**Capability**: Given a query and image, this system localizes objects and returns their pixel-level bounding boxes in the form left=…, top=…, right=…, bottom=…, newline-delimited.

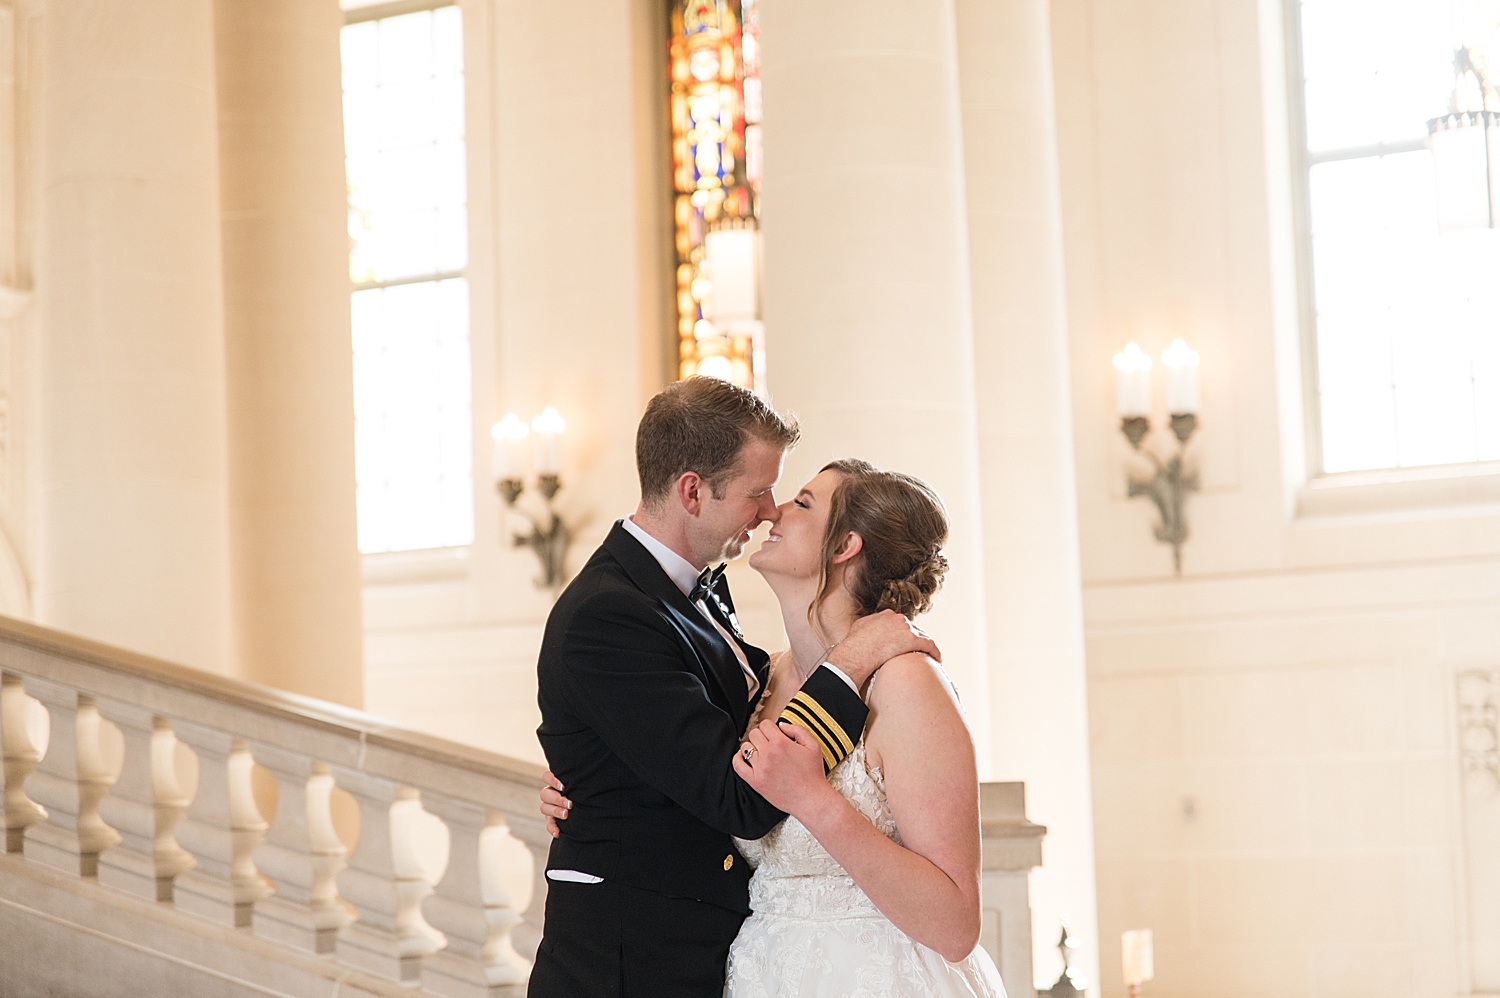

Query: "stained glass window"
left=668, top=0, right=764, bottom=391
left=1293, top=0, right=1500, bottom=473
left=341, top=3, right=474, bottom=553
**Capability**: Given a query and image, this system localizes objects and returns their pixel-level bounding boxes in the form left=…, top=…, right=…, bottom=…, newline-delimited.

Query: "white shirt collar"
left=620, top=516, right=704, bottom=597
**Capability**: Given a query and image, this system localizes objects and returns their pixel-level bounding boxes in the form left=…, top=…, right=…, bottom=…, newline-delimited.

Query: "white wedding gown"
left=726, top=671, right=1006, bottom=998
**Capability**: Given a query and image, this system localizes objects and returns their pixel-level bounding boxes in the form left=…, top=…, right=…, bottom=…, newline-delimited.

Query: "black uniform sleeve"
left=555, top=590, right=786, bottom=839
left=777, top=666, right=869, bottom=772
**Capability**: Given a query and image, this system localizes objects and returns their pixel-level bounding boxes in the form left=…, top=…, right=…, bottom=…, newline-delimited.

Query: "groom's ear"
left=674, top=472, right=704, bottom=516
left=831, top=531, right=863, bottom=564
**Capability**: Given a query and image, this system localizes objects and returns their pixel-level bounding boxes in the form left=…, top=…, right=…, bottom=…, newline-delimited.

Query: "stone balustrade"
left=0, top=614, right=547, bottom=998
left=0, top=613, right=1045, bottom=998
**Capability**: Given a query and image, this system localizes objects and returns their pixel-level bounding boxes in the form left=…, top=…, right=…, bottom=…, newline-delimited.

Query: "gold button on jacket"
left=723, top=854, right=734, bottom=871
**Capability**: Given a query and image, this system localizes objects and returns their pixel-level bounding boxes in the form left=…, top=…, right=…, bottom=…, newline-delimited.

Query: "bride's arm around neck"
left=805, top=651, right=982, bottom=961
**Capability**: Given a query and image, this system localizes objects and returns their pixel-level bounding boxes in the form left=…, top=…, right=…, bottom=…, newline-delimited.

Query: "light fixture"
left=1113, top=339, right=1201, bottom=574
left=1121, top=929, right=1155, bottom=998
left=491, top=409, right=574, bottom=594
left=1428, top=46, right=1500, bottom=233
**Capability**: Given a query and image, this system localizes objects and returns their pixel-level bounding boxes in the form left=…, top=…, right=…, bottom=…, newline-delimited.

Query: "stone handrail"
left=0, top=612, right=1047, bottom=998
left=0, top=613, right=549, bottom=997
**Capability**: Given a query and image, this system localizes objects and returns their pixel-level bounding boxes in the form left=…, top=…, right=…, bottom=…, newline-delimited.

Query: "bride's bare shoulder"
left=868, top=652, right=960, bottom=714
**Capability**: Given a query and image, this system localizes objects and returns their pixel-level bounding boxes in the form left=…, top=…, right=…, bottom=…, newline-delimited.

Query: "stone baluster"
left=96, top=702, right=195, bottom=901
left=1, top=672, right=47, bottom=852
left=172, top=723, right=274, bottom=926
left=505, top=814, right=551, bottom=963
left=251, top=746, right=356, bottom=954
left=20, top=678, right=120, bottom=876
left=334, top=771, right=445, bottom=982
left=421, top=795, right=531, bottom=998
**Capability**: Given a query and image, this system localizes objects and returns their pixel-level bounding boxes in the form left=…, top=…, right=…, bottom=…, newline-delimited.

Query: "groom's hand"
left=539, top=770, right=571, bottom=839
left=824, top=609, right=941, bottom=689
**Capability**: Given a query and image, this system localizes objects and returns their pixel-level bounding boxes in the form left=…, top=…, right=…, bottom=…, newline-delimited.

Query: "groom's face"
left=695, top=437, right=786, bottom=564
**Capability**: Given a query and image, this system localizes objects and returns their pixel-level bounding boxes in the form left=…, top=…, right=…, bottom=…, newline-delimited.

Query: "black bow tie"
left=688, top=564, right=727, bottom=604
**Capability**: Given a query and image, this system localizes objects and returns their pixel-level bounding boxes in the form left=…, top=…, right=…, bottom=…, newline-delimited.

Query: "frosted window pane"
left=343, top=6, right=471, bottom=553
left=1298, top=0, right=1500, bottom=475
left=343, top=5, right=468, bottom=285
left=378, top=12, right=432, bottom=85
left=341, top=22, right=377, bottom=92
left=349, top=280, right=473, bottom=554
left=1321, top=386, right=1398, bottom=473
left=1300, top=0, right=1457, bottom=152
left=433, top=6, right=464, bottom=73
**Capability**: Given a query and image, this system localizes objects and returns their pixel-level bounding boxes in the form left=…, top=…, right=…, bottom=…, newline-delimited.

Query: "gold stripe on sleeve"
left=790, top=691, right=856, bottom=757
left=777, top=702, right=839, bottom=770
left=779, top=698, right=845, bottom=762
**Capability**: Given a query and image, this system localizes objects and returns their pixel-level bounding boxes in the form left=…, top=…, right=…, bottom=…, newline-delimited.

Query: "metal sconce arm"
left=1120, top=413, right=1199, bottom=574
left=499, top=473, right=574, bottom=593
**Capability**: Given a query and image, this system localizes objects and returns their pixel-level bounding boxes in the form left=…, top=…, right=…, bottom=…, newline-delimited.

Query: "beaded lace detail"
left=735, top=741, right=896, bottom=920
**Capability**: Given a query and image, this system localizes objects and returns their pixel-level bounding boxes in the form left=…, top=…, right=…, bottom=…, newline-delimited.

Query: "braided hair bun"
left=876, top=552, right=949, bottom=617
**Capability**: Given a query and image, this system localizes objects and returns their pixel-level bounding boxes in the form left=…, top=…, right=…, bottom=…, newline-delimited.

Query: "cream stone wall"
left=957, top=1, right=1100, bottom=990
left=1051, top=1, right=1500, bottom=997
left=216, top=0, right=366, bottom=707
left=34, top=0, right=235, bottom=675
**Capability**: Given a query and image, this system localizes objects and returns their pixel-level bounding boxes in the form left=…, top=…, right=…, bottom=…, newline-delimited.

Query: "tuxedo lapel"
left=602, top=523, right=754, bottom=723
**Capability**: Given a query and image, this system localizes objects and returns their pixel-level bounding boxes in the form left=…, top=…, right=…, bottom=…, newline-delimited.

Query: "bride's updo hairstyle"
left=812, top=459, right=950, bottom=622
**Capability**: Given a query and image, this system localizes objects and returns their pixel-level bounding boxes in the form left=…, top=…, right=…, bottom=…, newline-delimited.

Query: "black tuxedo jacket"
left=536, top=520, right=870, bottom=913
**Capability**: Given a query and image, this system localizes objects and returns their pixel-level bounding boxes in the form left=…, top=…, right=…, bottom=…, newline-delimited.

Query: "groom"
left=528, top=377, right=937, bottom=997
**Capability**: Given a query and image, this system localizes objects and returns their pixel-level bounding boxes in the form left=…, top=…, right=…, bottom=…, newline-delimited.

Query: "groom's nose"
left=757, top=491, right=781, bottom=524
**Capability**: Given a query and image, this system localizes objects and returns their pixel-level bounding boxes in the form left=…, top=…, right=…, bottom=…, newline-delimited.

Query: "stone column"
left=34, top=0, right=233, bottom=674
left=956, top=0, right=1100, bottom=990
left=214, top=0, right=365, bottom=706
left=757, top=0, right=991, bottom=756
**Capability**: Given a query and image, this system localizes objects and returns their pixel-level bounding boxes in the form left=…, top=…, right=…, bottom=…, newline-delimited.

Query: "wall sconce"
left=1113, top=339, right=1200, bottom=574
left=492, top=408, right=574, bottom=593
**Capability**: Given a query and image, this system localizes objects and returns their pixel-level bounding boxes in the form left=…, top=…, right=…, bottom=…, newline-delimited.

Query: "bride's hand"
left=733, top=720, right=837, bottom=815
left=539, top=770, right=571, bottom=839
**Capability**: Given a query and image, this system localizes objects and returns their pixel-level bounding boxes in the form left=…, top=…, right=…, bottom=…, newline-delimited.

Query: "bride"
left=540, top=457, right=1004, bottom=996
left=723, top=458, right=1002, bottom=997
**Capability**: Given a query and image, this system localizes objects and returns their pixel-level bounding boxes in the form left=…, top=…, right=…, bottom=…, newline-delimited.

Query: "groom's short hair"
left=637, top=377, right=799, bottom=505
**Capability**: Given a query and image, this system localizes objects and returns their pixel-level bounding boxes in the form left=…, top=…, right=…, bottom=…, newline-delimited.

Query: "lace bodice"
left=725, top=655, right=1007, bottom=997
left=734, top=741, right=897, bottom=919
left=734, top=654, right=900, bottom=920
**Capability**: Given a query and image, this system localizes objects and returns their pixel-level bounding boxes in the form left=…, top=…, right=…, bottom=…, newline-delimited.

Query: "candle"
left=1121, top=929, right=1154, bottom=986
left=491, top=413, right=529, bottom=479
left=1161, top=338, right=1200, bottom=415
left=1112, top=343, right=1153, bottom=417
left=531, top=407, right=567, bottom=475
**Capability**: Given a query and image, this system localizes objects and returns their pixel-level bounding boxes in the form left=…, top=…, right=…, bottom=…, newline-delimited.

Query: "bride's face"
left=749, top=469, right=842, bottom=581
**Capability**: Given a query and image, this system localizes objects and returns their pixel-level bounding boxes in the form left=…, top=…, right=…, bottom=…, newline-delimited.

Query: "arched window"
left=1288, top=0, right=1500, bottom=474
left=342, top=1, right=474, bottom=552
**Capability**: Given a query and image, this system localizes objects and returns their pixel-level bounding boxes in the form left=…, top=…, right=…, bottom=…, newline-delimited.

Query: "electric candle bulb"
left=492, top=413, right=529, bottom=480
left=531, top=408, right=567, bottom=475
left=1161, top=338, right=1200, bottom=415
left=1112, top=343, right=1153, bottom=418
left=1122, top=929, right=1154, bottom=987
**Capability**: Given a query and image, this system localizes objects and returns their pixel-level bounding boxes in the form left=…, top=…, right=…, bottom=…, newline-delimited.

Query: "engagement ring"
left=742, top=745, right=756, bottom=762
